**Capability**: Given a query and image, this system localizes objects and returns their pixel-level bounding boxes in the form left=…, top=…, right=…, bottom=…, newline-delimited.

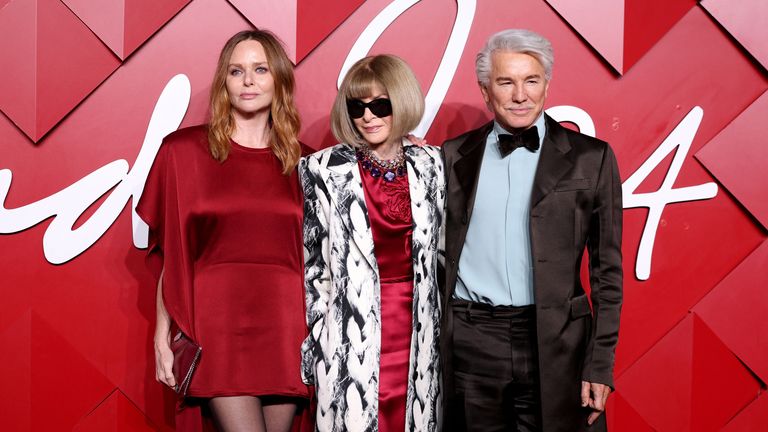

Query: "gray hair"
left=476, top=29, right=554, bottom=85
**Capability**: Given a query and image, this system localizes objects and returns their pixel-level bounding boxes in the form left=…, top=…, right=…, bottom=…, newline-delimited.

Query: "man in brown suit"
left=440, top=29, right=623, bottom=431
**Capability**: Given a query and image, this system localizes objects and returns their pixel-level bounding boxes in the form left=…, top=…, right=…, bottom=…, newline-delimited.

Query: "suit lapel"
left=322, top=145, right=378, bottom=274
left=445, top=122, right=492, bottom=292
left=452, top=122, right=493, bottom=221
left=531, top=115, right=573, bottom=209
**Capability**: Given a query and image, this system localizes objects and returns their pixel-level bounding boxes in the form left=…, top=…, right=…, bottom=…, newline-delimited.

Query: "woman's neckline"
left=230, top=138, right=271, bottom=154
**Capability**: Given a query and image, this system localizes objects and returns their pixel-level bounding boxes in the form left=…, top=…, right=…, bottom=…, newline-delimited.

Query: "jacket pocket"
left=570, top=294, right=592, bottom=320
left=555, top=178, right=591, bottom=191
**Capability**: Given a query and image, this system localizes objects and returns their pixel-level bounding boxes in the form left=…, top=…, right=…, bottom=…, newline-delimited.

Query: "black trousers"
left=448, top=300, right=541, bottom=432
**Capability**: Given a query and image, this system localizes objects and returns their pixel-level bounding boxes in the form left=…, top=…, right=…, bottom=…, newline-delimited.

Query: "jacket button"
left=461, top=214, right=468, bottom=224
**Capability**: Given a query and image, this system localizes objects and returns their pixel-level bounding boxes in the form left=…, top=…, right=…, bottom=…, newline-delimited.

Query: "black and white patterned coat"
left=300, top=140, right=444, bottom=432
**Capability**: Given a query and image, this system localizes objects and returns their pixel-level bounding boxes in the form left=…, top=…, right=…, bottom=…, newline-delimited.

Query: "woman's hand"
left=154, top=328, right=177, bottom=389
left=154, top=269, right=176, bottom=390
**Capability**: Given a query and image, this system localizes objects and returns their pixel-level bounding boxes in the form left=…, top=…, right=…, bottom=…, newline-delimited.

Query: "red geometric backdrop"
left=0, top=0, right=765, bottom=430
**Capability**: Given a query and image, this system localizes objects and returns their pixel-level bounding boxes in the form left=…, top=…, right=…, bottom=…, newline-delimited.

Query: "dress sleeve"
left=135, top=139, right=196, bottom=339
left=136, top=143, right=169, bottom=280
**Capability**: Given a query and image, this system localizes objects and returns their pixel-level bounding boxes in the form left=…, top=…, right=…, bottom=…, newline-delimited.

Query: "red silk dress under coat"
left=358, top=163, right=414, bottom=432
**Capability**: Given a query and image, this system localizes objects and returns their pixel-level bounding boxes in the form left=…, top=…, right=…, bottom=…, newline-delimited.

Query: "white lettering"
left=622, top=106, right=718, bottom=280
left=0, top=75, right=191, bottom=264
left=339, top=0, right=477, bottom=137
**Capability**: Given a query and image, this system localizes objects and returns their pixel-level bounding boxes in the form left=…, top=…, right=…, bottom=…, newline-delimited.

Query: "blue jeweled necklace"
left=356, top=144, right=406, bottom=182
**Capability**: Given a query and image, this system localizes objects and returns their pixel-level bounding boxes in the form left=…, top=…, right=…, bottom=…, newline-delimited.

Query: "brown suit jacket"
left=440, top=115, right=623, bottom=432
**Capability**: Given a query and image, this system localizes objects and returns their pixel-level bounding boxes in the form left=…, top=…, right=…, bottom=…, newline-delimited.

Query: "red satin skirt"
left=378, top=279, right=414, bottom=432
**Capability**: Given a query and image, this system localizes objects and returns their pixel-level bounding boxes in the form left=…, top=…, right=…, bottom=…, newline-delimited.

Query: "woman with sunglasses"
left=300, top=55, right=444, bottom=431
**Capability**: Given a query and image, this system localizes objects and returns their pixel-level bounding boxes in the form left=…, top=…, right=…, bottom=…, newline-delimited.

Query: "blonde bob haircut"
left=331, top=54, right=424, bottom=146
left=208, top=29, right=301, bottom=174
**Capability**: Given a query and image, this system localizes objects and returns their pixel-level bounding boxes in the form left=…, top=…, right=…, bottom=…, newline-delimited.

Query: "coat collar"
left=322, top=143, right=376, bottom=273
left=326, top=143, right=357, bottom=173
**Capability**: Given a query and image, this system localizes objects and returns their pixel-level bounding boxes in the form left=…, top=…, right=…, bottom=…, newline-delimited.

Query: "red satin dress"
left=138, top=126, right=309, bottom=403
left=359, top=164, right=414, bottom=432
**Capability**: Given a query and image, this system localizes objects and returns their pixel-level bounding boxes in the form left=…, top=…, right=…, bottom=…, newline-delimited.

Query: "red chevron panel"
left=701, top=0, right=768, bottom=70
left=62, top=0, right=190, bottom=60
left=0, top=311, right=115, bottom=431
left=693, top=240, right=768, bottom=383
left=722, top=393, right=768, bottom=432
left=60, top=0, right=123, bottom=57
left=226, top=0, right=297, bottom=60
left=696, top=90, right=768, bottom=230
left=545, top=0, right=696, bottom=74
left=617, top=314, right=760, bottom=431
left=0, top=0, right=35, bottom=143
left=296, top=0, right=365, bottom=62
left=0, top=0, right=120, bottom=142
left=227, top=0, right=362, bottom=64
left=623, top=0, right=697, bottom=74
left=544, top=0, right=625, bottom=73
left=73, top=389, right=159, bottom=432
left=606, top=392, right=655, bottom=432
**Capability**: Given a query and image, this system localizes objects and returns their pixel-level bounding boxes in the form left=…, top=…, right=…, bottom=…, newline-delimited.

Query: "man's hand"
left=406, top=134, right=427, bottom=147
left=581, top=381, right=611, bottom=425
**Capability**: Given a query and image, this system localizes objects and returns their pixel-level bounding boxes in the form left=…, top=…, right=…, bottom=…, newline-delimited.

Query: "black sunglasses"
left=346, top=98, right=393, bottom=119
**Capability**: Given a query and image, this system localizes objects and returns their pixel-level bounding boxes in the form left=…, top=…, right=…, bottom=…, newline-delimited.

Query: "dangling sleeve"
left=136, top=137, right=197, bottom=340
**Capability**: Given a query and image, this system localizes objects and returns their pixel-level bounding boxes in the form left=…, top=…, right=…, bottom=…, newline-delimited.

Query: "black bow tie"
left=498, top=126, right=540, bottom=157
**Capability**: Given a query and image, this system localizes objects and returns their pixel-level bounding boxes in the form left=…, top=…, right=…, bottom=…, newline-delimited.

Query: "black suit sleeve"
left=582, top=143, right=623, bottom=389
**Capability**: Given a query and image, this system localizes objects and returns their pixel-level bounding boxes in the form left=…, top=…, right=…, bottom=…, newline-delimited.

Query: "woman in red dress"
left=300, top=55, right=444, bottom=431
left=137, top=30, right=309, bottom=431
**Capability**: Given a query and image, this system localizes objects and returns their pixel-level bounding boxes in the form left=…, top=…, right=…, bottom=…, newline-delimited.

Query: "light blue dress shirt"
left=454, top=113, right=546, bottom=306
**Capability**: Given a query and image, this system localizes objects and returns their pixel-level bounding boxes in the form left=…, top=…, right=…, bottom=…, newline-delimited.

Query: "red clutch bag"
left=171, top=331, right=202, bottom=396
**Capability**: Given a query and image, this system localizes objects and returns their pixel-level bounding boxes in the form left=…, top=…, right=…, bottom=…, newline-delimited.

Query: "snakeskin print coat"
left=300, top=141, right=445, bottom=432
